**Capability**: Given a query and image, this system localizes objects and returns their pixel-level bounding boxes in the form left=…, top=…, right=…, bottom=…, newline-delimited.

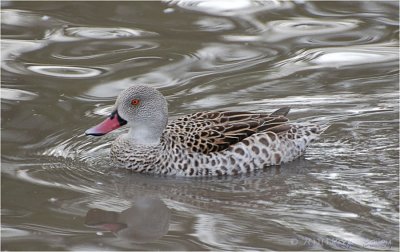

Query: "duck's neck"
left=127, top=122, right=163, bottom=145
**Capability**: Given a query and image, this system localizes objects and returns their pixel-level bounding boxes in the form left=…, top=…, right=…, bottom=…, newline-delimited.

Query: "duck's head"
left=85, top=85, right=168, bottom=144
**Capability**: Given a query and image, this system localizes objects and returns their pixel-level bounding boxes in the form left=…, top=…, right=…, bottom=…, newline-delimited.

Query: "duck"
left=85, top=85, right=325, bottom=177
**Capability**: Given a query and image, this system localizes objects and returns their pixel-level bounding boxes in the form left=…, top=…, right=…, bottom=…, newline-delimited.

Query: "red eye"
left=131, top=99, right=140, bottom=106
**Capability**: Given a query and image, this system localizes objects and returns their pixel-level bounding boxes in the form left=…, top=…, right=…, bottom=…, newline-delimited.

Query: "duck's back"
left=164, top=108, right=292, bottom=154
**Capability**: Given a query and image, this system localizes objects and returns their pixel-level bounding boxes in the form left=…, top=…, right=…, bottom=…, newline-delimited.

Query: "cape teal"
left=86, top=85, right=326, bottom=177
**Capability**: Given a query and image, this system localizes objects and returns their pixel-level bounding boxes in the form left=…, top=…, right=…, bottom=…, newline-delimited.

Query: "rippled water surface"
left=1, top=1, right=399, bottom=250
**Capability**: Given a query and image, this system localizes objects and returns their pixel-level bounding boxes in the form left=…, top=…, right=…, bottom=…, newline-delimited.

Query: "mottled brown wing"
left=165, top=107, right=291, bottom=154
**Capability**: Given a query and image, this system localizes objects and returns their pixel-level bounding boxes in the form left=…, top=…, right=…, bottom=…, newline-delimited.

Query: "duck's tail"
left=270, top=106, right=291, bottom=117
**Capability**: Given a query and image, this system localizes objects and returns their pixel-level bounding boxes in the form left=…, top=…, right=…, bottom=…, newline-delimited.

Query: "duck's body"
left=86, top=85, right=325, bottom=177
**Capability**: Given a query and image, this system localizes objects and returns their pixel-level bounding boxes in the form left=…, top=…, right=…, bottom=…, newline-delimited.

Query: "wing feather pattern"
left=164, top=107, right=292, bottom=154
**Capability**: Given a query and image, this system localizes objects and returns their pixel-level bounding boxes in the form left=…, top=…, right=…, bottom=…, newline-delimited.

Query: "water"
left=1, top=1, right=399, bottom=250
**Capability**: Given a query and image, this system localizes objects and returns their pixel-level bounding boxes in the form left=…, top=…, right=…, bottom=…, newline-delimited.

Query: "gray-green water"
left=1, top=1, right=399, bottom=250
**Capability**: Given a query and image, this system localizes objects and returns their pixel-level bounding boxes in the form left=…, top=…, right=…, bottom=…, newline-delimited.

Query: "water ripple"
left=222, top=18, right=361, bottom=43
left=310, top=47, right=398, bottom=67
left=38, top=129, right=113, bottom=165
left=194, top=17, right=235, bottom=32
left=1, top=9, right=63, bottom=37
left=1, top=88, right=38, bottom=101
left=165, top=0, right=293, bottom=16
left=194, top=43, right=273, bottom=66
left=264, top=42, right=399, bottom=81
left=299, top=31, right=384, bottom=46
left=265, top=18, right=360, bottom=42
left=64, top=26, right=158, bottom=39
left=140, top=43, right=280, bottom=87
left=27, top=65, right=104, bottom=78
left=50, top=40, right=159, bottom=61
left=2, top=39, right=45, bottom=63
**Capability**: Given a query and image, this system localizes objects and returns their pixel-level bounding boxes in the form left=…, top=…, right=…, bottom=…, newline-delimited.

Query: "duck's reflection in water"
left=85, top=197, right=170, bottom=243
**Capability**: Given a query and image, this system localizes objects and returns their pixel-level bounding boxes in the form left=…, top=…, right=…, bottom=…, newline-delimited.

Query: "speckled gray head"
left=85, top=85, right=168, bottom=144
left=116, top=85, right=168, bottom=126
